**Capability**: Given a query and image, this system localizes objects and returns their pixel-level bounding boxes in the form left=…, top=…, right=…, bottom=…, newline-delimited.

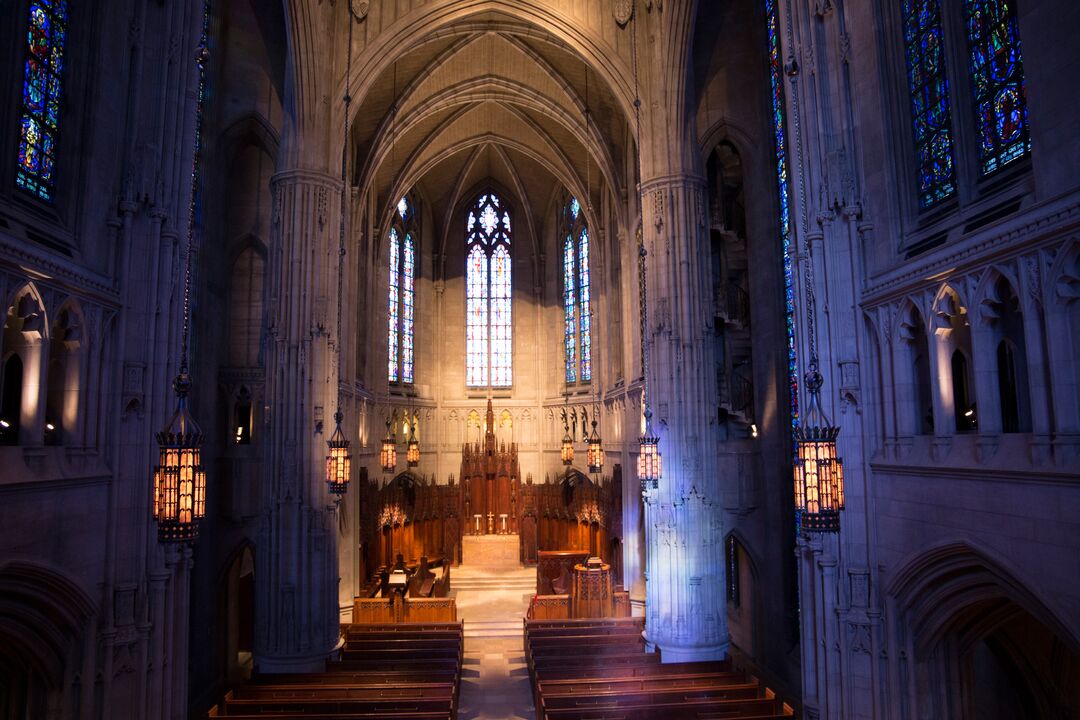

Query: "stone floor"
left=453, top=564, right=536, bottom=720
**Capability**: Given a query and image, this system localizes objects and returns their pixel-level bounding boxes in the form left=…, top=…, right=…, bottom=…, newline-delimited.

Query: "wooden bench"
left=209, top=623, right=465, bottom=719
left=216, top=695, right=454, bottom=714
left=525, top=618, right=793, bottom=720
left=229, top=684, right=456, bottom=701
left=255, top=670, right=460, bottom=689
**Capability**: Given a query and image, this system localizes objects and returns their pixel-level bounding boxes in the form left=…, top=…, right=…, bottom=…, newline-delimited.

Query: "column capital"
left=270, top=168, right=341, bottom=191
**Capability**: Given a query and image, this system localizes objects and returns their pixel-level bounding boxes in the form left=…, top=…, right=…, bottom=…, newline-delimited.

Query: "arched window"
left=901, top=0, right=957, bottom=209
left=903, top=307, right=935, bottom=435
left=45, top=306, right=80, bottom=446
left=234, top=387, right=252, bottom=444
left=562, top=197, right=591, bottom=384
left=0, top=355, right=23, bottom=445
left=964, top=0, right=1030, bottom=175
left=465, top=193, right=512, bottom=388
left=987, top=277, right=1031, bottom=433
left=388, top=197, right=416, bottom=384
left=16, top=0, right=69, bottom=201
left=725, top=535, right=741, bottom=607
left=765, top=0, right=799, bottom=432
left=952, top=350, right=976, bottom=432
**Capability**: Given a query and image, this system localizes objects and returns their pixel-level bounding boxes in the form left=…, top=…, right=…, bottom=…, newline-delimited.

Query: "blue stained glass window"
left=561, top=198, right=592, bottom=384
left=388, top=197, right=416, bottom=384
left=964, top=0, right=1029, bottom=175
left=578, top=228, right=591, bottom=382
left=466, top=193, right=513, bottom=387
left=16, top=0, right=68, bottom=201
left=388, top=228, right=400, bottom=382
left=902, top=0, right=958, bottom=208
left=765, top=0, right=799, bottom=431
left=564, top=236, right=577, bottom=383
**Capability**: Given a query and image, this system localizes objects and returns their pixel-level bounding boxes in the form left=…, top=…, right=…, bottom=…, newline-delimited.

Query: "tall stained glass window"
left=466, top=193, right=513, bottom=388
left=902, top=0, right=957, bottom=209
left=765, top=0, right=799, bottom=431
left=388, top=197, right=416, bottom=384
left=16, top=0, right=68, bottom=201
left=964, top=0, right=1029, bottom=175
left=561, top=197, right=591, bottom=383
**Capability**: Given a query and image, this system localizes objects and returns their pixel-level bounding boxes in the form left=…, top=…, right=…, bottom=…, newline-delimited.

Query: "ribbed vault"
left=343, top=8, right=635, bottom=251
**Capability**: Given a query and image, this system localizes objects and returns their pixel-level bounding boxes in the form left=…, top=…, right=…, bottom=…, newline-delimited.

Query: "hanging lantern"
left=380, top=418, right=397, bottom=473
left=153, top=374, right=207, bottom=543
left=326, top=410, right=351, bottom=496
left=793, top=368, right=845, bottom=532
left=406, top=416, right=420, bottom=467
left=587, top=418, right=604, bottom=474
left=638, top=408, right=661, bottom=490
left=560, top=427, right=575, bottom=466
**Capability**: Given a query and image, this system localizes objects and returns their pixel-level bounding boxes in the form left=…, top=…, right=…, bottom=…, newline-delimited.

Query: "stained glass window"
left=561, top=198, right=592, bottom=384
left=466, top=193, right=513, bottom=388
left=388, top=197, right=416, bottom=384
left=564, top=236, right=577, bottom=382
left=578, top=228, right=592, bottom=382
left=16, top=0, right=68, bottom=201
left=964, top=0, right=1029, bottom=175
left=902, top=0, right=957, bottom=208
left=765, top=0, right=799, bottom=432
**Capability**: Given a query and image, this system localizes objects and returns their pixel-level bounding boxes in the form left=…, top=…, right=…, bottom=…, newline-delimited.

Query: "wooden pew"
left=525, top=618, right=793, bottom=720
left=209, top=622, right=465, bottom=719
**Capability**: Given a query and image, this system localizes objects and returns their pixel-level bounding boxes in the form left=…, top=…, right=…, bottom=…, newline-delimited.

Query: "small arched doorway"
left=223, top=545, right=255, bottom=683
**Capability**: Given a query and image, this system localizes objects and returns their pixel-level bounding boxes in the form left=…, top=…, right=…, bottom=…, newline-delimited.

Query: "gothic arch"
left=887, top=542, right=1080, bottom=717
left=0, top=561, right=95, bottom=716
left=888, top=541, right=1080, bottom=656
left=337, top=6, right=637, bottom=136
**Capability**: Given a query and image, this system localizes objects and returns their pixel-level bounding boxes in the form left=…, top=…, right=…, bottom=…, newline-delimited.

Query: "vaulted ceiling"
left=347, top=10, right=636, bottom=249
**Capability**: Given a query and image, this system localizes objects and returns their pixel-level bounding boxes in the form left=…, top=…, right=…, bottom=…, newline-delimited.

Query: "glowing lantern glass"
left=587, top=419, right=603, bottom=474
left=406, top=436, right=420, bottom=467
left=380, top=419, right=397, bottom=473
left=793, top=369, right=845, bottom=533
left=153, top=375, right=207, bottom=543
left=561, top=429, right=574, bottom=466
left=637, top=434, right=661, bottom=490
left=326, top=411, right=351, bottom=496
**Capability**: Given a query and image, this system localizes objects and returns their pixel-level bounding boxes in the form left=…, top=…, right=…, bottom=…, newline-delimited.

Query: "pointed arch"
left=465, top=190, right=513, bottom=388
left=388, top=194, right=418, bottom=384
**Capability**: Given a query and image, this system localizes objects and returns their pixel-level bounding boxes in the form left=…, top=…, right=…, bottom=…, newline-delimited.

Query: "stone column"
left=639, top=176, right=728, bottom=662
left=254, top=169, right=342, bottom=672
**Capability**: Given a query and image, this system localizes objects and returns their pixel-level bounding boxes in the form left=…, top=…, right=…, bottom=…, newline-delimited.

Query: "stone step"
left=463, top=620, right=524, bottom=638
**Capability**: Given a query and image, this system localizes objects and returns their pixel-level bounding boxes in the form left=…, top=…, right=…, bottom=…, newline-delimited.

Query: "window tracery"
left=466, top=193, right=512, bottom=388
left=562, top=198, right=591, bottom=384
left=388, top=196, right=416, bottom=384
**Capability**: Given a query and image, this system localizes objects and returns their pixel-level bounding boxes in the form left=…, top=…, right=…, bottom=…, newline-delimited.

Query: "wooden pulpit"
left=570, top=559, right=613, bottom=619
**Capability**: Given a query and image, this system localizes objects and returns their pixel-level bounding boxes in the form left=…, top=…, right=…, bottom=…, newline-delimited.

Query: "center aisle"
left=453, top=564, right=536, bottom=720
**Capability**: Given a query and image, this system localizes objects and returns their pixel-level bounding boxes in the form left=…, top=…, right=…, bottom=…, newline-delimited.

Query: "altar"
left=462, top=533, right=520, bottom=567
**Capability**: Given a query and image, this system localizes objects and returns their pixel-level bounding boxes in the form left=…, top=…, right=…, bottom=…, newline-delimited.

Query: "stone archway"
left=888, top=543, right=1080, bottom=718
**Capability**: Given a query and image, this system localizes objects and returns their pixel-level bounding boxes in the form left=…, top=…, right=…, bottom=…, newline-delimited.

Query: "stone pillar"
left=639, top=177, right=728, bottom=662
left=254, top=169, right=342, bottom=672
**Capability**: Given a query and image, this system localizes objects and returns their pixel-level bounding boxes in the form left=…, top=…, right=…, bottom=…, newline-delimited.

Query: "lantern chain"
left=629, top=4, right=651, bottom=428
left=179, top=0, right=211, bottom=387
left=336, top=3, right=356, bottom=425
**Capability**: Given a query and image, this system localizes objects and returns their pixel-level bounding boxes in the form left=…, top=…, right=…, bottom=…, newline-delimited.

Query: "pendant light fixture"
left=791, top=249, right=845, bottom=531
left=406, top=410, right=420, bottom=468
left=380, top=413, right=397, bottom=473
left=326, top=1, right=358, bottom=498
left=153, top=7, right=210, bottom=543
left=630, top=21, right=661, bottom=491
left=586, top=410, right=603, bottom=475
left=793, top=365, right=845, bottom=531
